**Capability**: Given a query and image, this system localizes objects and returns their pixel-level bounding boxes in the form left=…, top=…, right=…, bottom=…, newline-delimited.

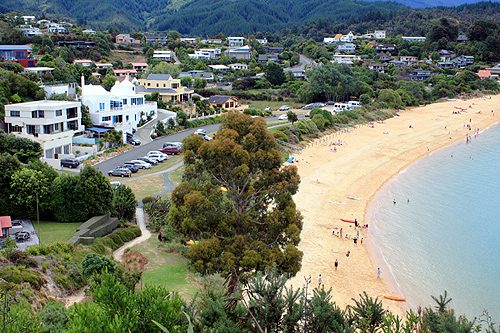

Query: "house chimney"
left=81, top=73, right=85, bottom=89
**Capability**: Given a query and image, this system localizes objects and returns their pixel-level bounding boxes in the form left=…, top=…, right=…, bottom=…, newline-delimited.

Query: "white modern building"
left=227, top=37, right=244, bottom=47
left=153, top=50, right=172, bottom=62
left=374, top=30, right=386, bottom=39
left=229, top=63, right=248, bottom=70
left=4, top=100, right=83, bottom=166
left=81, top=76, right=157, bottom=140
left=331, top=53, right=361, bottom=65
left=402, top=36, right=426, bottom=42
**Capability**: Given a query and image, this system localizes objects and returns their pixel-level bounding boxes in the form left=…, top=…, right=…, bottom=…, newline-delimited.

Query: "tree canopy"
left=170, top=112, right=303, bottom=280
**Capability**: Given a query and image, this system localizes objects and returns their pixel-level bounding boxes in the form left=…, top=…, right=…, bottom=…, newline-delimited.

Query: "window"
left=32, top=111, right=38, bottom=118
left=99, top=103, right=105, bottom=110
left=56, top=109, right=62, bottom=116
left=55, top=146, right=62, bottom=155
left=66, top=107, right=77, bottom=119
left=163, top=84, right=166, bottom=87
left=10, top=111, right=20, bottom=117
left=172, top=83, right=178, bottom=89
left=147, top=83, right=150, bottom=86
left=64, top=145, right=70, bottom=154
left=45, top=149, right=53, bottom=159
left=126, top=115, right=129, bottom=121
left=54, top=123, right=59, bottom=131
left=156, top=83, right=159, bottom=87
left=102, top=116, right=111, bottom=122
left=38, top=110, right=44, bottom=118
left=123, top=99, right=127, bottom=105
left=43, top=124, right=54, bottom=134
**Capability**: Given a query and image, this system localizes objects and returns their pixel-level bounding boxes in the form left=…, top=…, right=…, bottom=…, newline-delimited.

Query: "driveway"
left=134, top=111, right=171, bottom=144
left=11, top=219, right=40, bottom=250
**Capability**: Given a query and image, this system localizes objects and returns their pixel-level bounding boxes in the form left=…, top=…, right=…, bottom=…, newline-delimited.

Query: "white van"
left=348, top=101, right=361, bottom=108
left=334, top=103, right=349, bottom=110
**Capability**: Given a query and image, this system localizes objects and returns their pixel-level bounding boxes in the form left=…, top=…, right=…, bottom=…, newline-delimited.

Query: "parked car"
left=147, top=151, right=168, bottom=161
left=279, top=105, right=290, bottom=111
left=326, top=101, right=336, bottom=105
left=110, top=181, right=122, bottom=188
left=118, top=164, right=139, bottom=173
left=194, top=129, right=207, bottom=135
left=137, top=156, right=158, bottom=165
left=264, top=106, right=272, bottom=111
left=130, top=160, right=152, bottom=169
left=278, top=114, right=288, bottom=120
left=164, top=142, right=182, bottom=149
left=108, top=168, right=132, bottom=177
left=127, top=136, right=141, bottom=146
left=60, top=158, right=80, bottom=168
left=159, top=145, right=180, bottom=155
left=305, top=111, right=310, bottom=117
left=303, top=104, right=315, bottom=110
left=203, top=135, right=213, bottom=141
left=14, top=231, right=30, bottom=242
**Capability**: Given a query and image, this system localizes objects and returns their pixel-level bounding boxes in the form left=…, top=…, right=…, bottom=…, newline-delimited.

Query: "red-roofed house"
left=131, top=63, right=148, bottom=72
left=0, top=216, right=12, bottom=237
left=478, top=70, right=492, bottom=79
left=113, top=69, right=137, bottom=77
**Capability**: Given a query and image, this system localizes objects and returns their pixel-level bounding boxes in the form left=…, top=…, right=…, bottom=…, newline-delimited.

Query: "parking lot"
left=10, top=219, right=40, bottom=251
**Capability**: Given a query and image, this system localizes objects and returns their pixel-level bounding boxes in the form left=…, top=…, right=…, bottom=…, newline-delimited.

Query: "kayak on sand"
left=340, top=218, right=355, bottom=223
left=384, top=295, right=406, bottom=301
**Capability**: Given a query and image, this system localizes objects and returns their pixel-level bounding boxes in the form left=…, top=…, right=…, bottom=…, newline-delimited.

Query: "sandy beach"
left=287, top=95, right=500, bottom=314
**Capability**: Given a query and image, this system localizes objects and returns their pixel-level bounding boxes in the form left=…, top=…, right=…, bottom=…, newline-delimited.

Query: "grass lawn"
left=125, top=174, right=165, bottom=200
left=38, top=221, right=82, bottom=244
left=132, top=237, right=200, bottom=300
left=169, top=165, right=185, bottom=188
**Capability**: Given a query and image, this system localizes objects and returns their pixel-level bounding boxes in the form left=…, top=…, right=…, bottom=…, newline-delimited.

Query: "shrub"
left=0, top=266, right=44, bottom=290
left=42, top=261, right=49, bottom=273
left=81, top=253, right=116, bottom=278
left=142, top=196, right=157, bottom=204
left=107, top=233, right=124, bottom=248
left=312, top=114, right=326, bottom=129
left=129, top=226, right=142, bottom=238
left=39, top=302, right=68, bottom=333
left=6, top=250, right=38, bottom=268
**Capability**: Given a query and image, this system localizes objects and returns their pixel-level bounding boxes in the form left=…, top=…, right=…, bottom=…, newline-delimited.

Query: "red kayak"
left=340, top=218, right=355, bottom=223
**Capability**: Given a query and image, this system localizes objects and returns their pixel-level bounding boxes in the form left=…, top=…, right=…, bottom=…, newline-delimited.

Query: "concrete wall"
left=67, top=212, right=118, bottom=246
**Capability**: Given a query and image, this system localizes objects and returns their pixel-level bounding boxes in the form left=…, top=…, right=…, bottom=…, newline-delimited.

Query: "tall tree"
left=78, top=165, right=115, bottom=219
left=112, top=185, right=137, bottom=220
left=170, top=112, right=303, bottom=280
left=265, top=62, right=286, bottom=86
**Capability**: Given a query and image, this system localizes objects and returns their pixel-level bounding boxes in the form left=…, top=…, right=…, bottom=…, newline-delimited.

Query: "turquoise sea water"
left=366, top=121, right=500, bottom=323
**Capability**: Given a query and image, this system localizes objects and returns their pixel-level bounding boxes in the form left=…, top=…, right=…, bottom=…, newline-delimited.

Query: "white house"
left=229, top=63, right=248, bottom=70
left=375, top=30, right=386, bottom=39
left=22, top=16, right=36, bottom=23
left=337, top=43, right=356, bottom=52
left=256, top=38, right=268, bottom=45
left=81, top=76, right=157, bottom=141
left=180, top=37, right=197, bottom=44
left=402, top=36, right=426, bottom=42
left=340, top=32, right=356, bottom=43
left=200, top=48, right=221, bottom=59
left=4, top=100, right=82, bottom=167
left=188, top=50, right=212, bottom=60
left=332, top=53, right=360, bottom=63
left=227, top=37, right=244, bottom=47
left=208, top=65, right=229, bottom=72
left=153, top=50, right=172, bottom=62
left=82, top=29, right=96, bottom=34
left=42, top=82, right=78, bottom=98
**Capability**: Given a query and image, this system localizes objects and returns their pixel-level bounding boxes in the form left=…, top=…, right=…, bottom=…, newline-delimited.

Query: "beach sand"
left=287, top=96, right=500, bottom=315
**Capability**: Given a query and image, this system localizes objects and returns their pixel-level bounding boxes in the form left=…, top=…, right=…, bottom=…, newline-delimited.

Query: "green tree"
left=170, top=112, right=303, bottom=280
left=176, top=111, right=188, bottom=126
left=193, top=77, right=206, bottom=89
left=194, top=61, right=208, bottom=71
left=78, top=165, right=115, bottom=219
left=51, top=175, right=87, bottom=222
left=308, top=64, right=356, bottom=102
left=112, top=185, right=137, bottom=220
left=287, top=110, right=298, bottom=124
left=10, top=168, right=50, bottom=219
left=81, top=253, right=116, bottom=277
left=265, top=62, right=286, bottom=86
left=144, top=62, right=181, bottom=79
left=348, top=292, right=385, bottom=333
left=181, top=76, right=192, bottom=88
left=103, top=74, right=117, bottom=91
left=0, top=153, right=22, bottom=216
left=306, top=287, right=346, bottom=333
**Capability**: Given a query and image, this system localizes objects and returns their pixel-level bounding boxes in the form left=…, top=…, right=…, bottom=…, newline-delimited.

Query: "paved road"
left=134, top=112, right=170, bottom=144
left=94, top=115, right=306, bottom=174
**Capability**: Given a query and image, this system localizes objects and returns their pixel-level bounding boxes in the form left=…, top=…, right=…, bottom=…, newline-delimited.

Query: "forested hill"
left=365, top=0, right=500, bottom=9
left=1, top=0, right=500, bottom=35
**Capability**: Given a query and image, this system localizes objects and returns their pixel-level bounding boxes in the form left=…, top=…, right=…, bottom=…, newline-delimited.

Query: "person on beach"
left=361, top=238, right=363, bottom=245
left=377, top=267, right=381, bottom=278
left=340, top=228, right=343, bottom=238
left=335, top=259, right=338, bottom=270
left=353, top=237, right=357, bottom=245
left=357, top=231, right=360, bottom=238
left=318, top=274, right=322, bottom=288
left=393, top=199, right=396, bottom=205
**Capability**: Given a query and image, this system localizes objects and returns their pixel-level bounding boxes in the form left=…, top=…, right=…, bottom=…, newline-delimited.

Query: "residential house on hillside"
left=58, top=41, right=95, bottom=48
left=337, top=43, right=356, bottom=52
left=402, top=36, right=426, bottom=42
left=258, top=54, right=279, bottom=63
left=375, top=30, right=386, bottom=39
left=438, top=50, right=456, bottom=62
left=257, top=38, right=268, bottom=45
left=48, top=23, right=68, bottom=34
left=377, top=53, right=391, bottom=61
left=96, top=63, right=113, bottom=69
left=137, top=74, right=193, bottom=103
left=0, top=216, right=12, bottom=238
left=457, top=35, right=468, bottom=43
left=82, top=76, right=156, bottom=139
left=263, top=46, right=283, bottom=54
left=153, top=50, right=172, bottom=62
left=376, top=44, right=396, bottom=52
left=368, top=62, right=388, bottom=73
left=208, top=65, right=229, bottom=72
left=22, top=16, right=36, bottom=23
left=400, top=56, right=418, bottom=66
left=478, top=70, right=496, bottom=80
left=131, top=62, right=148, bottom=72
left=332, top=53, right=361, bottom=65
left=82, top=29, right=96, bottom=34
left=4, top=100, right=82, bottom=166
left=189, top=50, right=211, bottom=60
left=146, top=35, right=168, bottom=44
left=113, top=69, right=137, bottom=77
left=388, top=59, right=405, bottom=67
left=43, top=82, right=78, bottom=98
left=201, top=39, right=222, bottom=44
left=0, top=45, right=37, bottom=67
left=116, top=34, right=141, bottom=47
left=227, top=37, right=244, bottom=47
left=73, top=59, right=92, bottom=67
left=284, top=68, right=306, bottom=80
left=409, top=70, right=433, bottom=81
left=19, top=26, right=42, bottom=37
left=191, top=71, right=214, bottom=81
left=229, top=63, right=248, bottom=70
left=180, top=38, right=197, bottom=44
left=340, top=32, right=356, bottom=42
left=208, top=95, right=238, bottom=109
left=226, top=45, right=252, bottom=60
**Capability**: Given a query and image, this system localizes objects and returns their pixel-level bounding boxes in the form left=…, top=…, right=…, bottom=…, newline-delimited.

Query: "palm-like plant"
left=349, top=291, right=385, bottom=333
left=432, top=290, right=452, bottom=313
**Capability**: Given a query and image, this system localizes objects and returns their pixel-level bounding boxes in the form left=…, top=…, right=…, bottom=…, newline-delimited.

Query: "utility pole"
left=36, top=193, right=40, bottom=245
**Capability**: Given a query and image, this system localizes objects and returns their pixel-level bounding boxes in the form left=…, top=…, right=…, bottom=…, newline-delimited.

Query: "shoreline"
left=287, top=96, right=500, bottom=315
